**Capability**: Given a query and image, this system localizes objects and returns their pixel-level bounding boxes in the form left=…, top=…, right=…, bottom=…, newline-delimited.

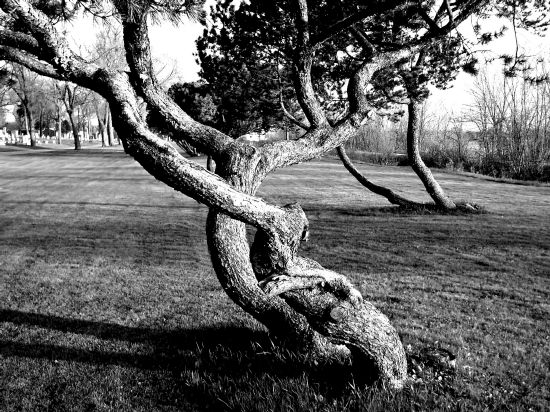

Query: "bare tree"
left=467, top=68, right=550, bottom=179
left=0, top=63, right=41, bottom=146
left=0, top=0, right=497, bottom=387
left=56, top=82, right=91, bottom=150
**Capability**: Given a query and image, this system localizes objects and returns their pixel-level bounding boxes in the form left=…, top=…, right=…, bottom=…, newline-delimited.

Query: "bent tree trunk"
left=407, top=101, right=456, bottom=210
left=337, top=146, right=419, bottom=208
left=22, top=102, right=36, bottom=147
left=67, top=110, right=81, bottom=150
left=204, top=157, right=407, bottom=388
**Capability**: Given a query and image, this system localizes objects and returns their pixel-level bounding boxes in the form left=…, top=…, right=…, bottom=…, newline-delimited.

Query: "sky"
left=67, top=9, right=550, bottom=117
left=430, top=21, right=550, bottom=116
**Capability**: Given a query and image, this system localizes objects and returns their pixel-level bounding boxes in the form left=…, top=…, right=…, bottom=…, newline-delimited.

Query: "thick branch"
left=103, top=75, right=302, bottom=235
left=258, top=48, right=415, bottom=172
left=119, top=17, right=233, bottom=158
left=0, top=46, right=62, bottom=80
left=0, top=0, right=97, bottom=85
left=291, top=0, right=328, bottom=128
left=0, top=30, right=42, bottom=56
left=280, top=94, right=310, bottom=131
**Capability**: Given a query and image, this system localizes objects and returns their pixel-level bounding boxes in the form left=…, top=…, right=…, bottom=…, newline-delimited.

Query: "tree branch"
left=0, top=30, right=43, bottom=56
left=118, top=12, right=234, bottom=158
left=0, top=46, right=62, bottom=80
left=311, top=0, right=415, bottom=47
left=443, top=0, right=455, bottom=26
left=280, top=94, right=310, bottom=131
left=337, top=146, right=419, bottom=207
left=291, top=0, right=328, bottom=128
left=0, top=0, right=308, bottom=239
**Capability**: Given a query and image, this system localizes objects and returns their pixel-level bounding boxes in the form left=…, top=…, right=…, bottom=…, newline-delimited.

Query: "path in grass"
left=1, top=146, right=549, bottom=411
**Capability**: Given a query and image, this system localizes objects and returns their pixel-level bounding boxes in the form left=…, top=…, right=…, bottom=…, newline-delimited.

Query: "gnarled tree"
left=0, top=0, right=500, bottom=388
left=196, top=0, right=480, bottom=210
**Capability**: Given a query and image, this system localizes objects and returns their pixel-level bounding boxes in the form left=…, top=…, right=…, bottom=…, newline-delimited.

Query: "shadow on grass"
left=304, top=203, right=486, bottom=217
left=0, top=309, right=356, bottom=389
left=2, top=148, right=129, bottom=158
left=2, top=200, right=203, bottom=209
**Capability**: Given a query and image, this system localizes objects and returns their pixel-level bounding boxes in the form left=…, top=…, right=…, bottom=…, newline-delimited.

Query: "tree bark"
left=56, top=105, right=61, bottom=144
left=202, top=151, right=407, bottom=388
left=249, top=223, right=407, bottom=388
left=407, top=101, right=456, bottom=210
left=98, top=118, right=106, bottom=147
left=337, top=146, right=420, bottom=208
left=105, top=107, right=114, bottom=146
left=22, top=102, right=36, bottom=147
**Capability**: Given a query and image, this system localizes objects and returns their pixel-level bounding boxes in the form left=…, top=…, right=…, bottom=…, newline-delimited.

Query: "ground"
left=0, top=144, right=548, bottom=411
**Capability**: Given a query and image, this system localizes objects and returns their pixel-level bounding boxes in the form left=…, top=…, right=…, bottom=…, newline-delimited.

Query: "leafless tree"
left=1, top=63, right=40, bottom=145
left=467, top=68, right=550, bottom=179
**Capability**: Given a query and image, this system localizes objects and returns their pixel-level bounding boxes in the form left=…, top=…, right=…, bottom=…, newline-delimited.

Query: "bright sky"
left=430, top=21, right=550, bottom=116
left=67, top=10, right=550, bottom=116
left=64, top=16, right=204, bottom=83
left=148, top=20, right=204, bottom=83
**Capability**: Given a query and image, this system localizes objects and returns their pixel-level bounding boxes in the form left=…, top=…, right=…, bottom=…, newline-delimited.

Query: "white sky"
left=148, top=20, right=204, bottom=83
left=430, top=20, right=550, bottom=115
left=66, top=12, right=550, bottom=116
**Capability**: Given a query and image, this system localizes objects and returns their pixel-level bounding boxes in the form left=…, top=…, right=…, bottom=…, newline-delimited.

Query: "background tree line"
left=1, top=68, right=116, bottom=150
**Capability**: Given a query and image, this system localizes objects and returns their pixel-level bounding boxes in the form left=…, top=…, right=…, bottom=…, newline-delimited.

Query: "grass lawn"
left=1, top=145, right=549, bottom=411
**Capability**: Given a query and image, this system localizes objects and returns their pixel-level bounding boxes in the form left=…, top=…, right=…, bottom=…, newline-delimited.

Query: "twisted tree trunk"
left=203, top=153, right=407, bottom=388
left=337, top=101, right=457, bottom=211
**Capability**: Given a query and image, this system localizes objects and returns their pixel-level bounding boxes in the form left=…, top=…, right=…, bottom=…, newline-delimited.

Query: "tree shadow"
left=3, top=148, right=129, bottom=158
left=0, top=309, right=356, bottom=389
left=304, top=203, right=485, bottom=217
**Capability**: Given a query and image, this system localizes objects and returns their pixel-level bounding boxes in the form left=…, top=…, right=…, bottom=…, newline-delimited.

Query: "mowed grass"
left=0, top=145, right=549, bottom=411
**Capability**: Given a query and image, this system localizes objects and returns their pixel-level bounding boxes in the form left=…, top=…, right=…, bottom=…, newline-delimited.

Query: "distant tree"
left=56, top=82, right=91, bottom=150
left=33, top=80, right=57, bottom=139
left=467, top=68, right=550, bottom=179
left=167, top=82, right=218, bottom=126
left=0, top=63, right=41, bottom=146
